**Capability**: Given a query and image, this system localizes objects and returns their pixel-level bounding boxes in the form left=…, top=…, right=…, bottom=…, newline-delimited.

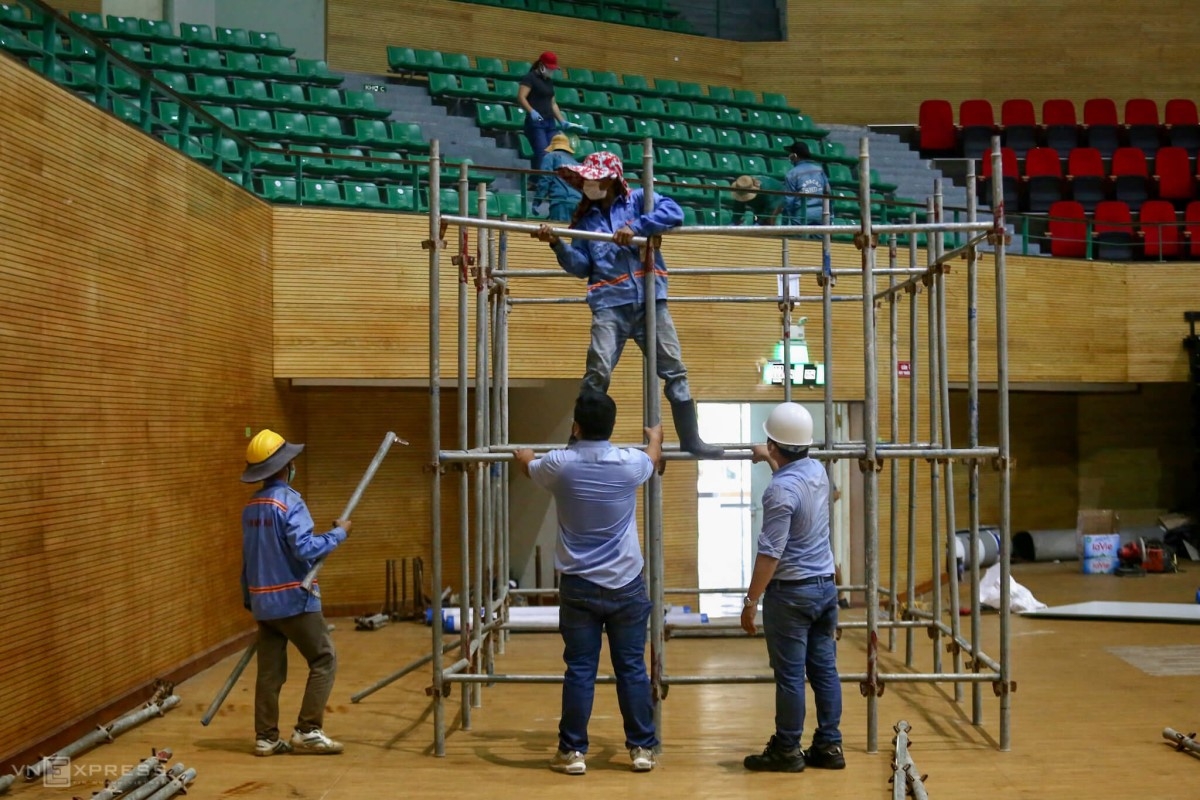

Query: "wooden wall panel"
left=326, top=0, right=742, bottom=88
left=0, top=58, right=286, bottom=764
left=1125, top=268, right=1197, bottom=383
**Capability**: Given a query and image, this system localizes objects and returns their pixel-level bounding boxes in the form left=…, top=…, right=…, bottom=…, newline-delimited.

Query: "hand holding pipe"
left=301, top=432, right=408, bottom=593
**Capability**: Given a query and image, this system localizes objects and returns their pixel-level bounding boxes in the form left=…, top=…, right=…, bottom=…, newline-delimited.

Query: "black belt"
left=770, top=574, right=835, bottom=587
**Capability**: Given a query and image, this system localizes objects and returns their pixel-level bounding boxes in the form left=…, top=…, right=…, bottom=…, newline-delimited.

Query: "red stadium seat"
left=959, top=98, right=996, bottom=159
left=1083, top=98, right=1120, bottom=157
left=1165, top=99, right=1200, bottom=153
left=1023, top=147, right=1064, bottom=212
left=1138, top=200, right=1181, bottom=260
left=1093, top=200, right=1136, bottom=260
left=980, top=146, right=1019, bottom=209
left=1152, top=146, right=1195, bottom=204
left=1124, top=98, right=1161, bottom=155
left=1066, top=147, right=1107, bottom=211
left=1042, top=99, right=1080, bottom=153
left=1001, top=99, right=1037, bottom=156
left=1110, top=147, right=1149, bottom=210
left=1185, top=201, right=1200, bottom=258
left=1047, top=200, right=1087, bottom=258
left=918, top=100, right=955, bottom=155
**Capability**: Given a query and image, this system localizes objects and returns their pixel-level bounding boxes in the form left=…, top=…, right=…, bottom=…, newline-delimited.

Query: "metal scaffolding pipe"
left=493, top=266, right=928, bottom=279
left=302, top=431, right=404, bottom=592
left=508, top=294, right=864, bottom=305
left=428, top=139, right=448, bottom=757
left=926, top=196, right=944, bottom=678
left=966, top=158, right=986, bottom=726
left=873, top=230, right=990, bottom=303
left=142, top=766, right=196, bottom=800
left=892, top=721, right=930, bottom=800
left=89, top=750, right=173, bottom=800
left=456, top=165, right=473, bottom=729
left=351, top=641, right=460, bottom=703
left=445, top=670, right=1000, bottom=685
left=905, top=212, right=919, bottom=670
left=471, top=185, right=489, bottom=711
left=439, top=446, right=999, bottom=463
left=1163, top=727, right=1200, bottom=756
left=26, top=695, right=181, bottom=780
left=121, top=764, right=185, bottom=800
left=0, top=776, right=11, bottom=796
left=887, top=234, right=899, bottom=653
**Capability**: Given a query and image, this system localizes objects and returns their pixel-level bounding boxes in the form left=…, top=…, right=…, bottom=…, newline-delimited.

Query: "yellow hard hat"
left=242, top=429, right=305, bottom=483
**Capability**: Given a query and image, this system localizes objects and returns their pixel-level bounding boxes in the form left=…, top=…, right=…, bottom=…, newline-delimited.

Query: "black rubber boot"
left=669, top=399, right=723, bottom=459
left=743, top=736, right=805, bottom=772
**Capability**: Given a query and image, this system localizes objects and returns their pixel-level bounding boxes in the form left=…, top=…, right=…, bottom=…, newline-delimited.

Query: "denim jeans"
left=761, top=577, right=842, bottom=750
left=547, top=199, right=576, bottom=221
left=583, top=303, right=691, bottom=404
left=558, top=573, right=657, bottom=753
left=524, top=116, right=558, bottom=170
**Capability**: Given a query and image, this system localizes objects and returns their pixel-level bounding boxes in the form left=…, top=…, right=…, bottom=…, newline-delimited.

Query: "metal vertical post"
left=472, top=185, right=489, bottom=709
left=858, top=138, right=881, bottom=754
left=887, top=233, right=899, bottom=652
left=990, top=137, right=1014, bottom=752
left=641, top=138, right=666, bottom=747
left=428, top=139, right=447, bottom=757
left=935, top=182, right=964, bottom=703
left=456, top=165, right=472, bottom=728
left=487, top=224, right=501, bottom=671
left=500, top=229, right=511, bottom=650
left=926, top=197, right=942, bottom=675
left=821, top=196, right=836, bottom=602
left=965, top=160, right=984, bottom=725
left=781, top=238, right=792, bottom=402
left=904, top=213, right=919, bottom=668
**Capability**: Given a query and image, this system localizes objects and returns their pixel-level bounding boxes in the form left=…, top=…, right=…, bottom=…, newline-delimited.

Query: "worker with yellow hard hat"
left=240, top=429, right=351, bottom=757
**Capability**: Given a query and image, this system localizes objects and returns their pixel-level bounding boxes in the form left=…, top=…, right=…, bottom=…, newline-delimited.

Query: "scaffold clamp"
left=992, top=680, right=1017, bottom=696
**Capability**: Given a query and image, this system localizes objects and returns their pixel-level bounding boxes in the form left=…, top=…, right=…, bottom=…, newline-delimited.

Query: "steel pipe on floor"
left=120, top=764, right=185, bottom=800
left=892, top=721, right=930, bottom=800
left=351, top=641, right=460, bottom=703
left=1163, top=727, right=1200, bottom=756
left=143, top=767, right=196, bottom=800
left=26, top=695, right=181, bottom=780
left=90, top=750, right=172, bottom=800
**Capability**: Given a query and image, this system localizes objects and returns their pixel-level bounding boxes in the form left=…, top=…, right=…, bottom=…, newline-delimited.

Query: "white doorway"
left=695, top=401, right=850, bottom=618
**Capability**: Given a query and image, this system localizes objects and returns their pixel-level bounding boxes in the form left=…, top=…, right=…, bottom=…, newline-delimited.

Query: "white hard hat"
left=763, top=402, right=814, bottom=448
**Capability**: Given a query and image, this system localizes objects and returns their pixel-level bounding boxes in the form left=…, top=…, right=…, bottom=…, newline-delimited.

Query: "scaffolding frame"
left=397, top=135, right=1013, bottom=757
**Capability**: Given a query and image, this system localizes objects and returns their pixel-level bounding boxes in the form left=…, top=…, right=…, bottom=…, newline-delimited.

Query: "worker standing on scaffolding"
left=532, top=150, right=722, bottom=458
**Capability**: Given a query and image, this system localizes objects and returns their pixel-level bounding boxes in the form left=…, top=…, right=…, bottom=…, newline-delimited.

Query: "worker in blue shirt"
left=538, top=133, right=581, bottom=222
left=531, top=150, right=721, bottom=458
left=782, top=141, right=831, bottom=228
left=740, top=403, right=845, bottom=773
left=240, top=429, right=351, bottom=757
left=514, top=390, right=663, bottom=775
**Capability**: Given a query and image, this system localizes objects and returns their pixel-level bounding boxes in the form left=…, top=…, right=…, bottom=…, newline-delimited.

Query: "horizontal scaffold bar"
left=443, top=671, right=1003, bottom=685
left=492, top=267, right=930, bottom=278
left=439, top=446, right=1001, bottom=463
left=509, top=295, right=863, bottom=305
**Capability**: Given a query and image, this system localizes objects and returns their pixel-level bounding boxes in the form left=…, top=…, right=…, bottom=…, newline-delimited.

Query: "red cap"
left=538, top=50, right=559, bottom=70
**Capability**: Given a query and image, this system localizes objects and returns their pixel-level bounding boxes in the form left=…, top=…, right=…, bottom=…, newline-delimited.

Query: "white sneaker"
left=549, top=749, right=586, bottom=775
left=630, top=746, right=656, bottom=772
left=254, top=738, right=292, bottom=757
left=290, top=728, right=344, bottom=755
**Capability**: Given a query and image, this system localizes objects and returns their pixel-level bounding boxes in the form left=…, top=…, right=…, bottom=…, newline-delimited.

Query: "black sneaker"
left=743, top=735, right=805, bottom=772
left=804, top=741, right=846, bottom=769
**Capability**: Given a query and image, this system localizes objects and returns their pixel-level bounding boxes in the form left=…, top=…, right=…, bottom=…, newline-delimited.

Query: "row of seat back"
left=921, top=98, right=1200, bottom=158
left=1047, top=199, right=1200, bottom=260
left=63, top=12, right=294, bottom=55
left=452, top=0, right=693, bottom=34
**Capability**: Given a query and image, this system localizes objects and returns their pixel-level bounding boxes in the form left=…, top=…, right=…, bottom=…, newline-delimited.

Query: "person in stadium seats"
left=782, top=142, right=831, bottom=227
left=518, top=50, right=567, bottom=171
left=730, top=174, right=787, bottom=225
left=539, top=133, right=582, bottom=222
left=513, top=390, right=662, bottom=775
left=531, top=151, right=723, bottom=459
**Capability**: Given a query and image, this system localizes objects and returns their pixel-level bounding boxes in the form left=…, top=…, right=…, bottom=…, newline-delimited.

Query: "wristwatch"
left=743, top=595, right=757, bottom=609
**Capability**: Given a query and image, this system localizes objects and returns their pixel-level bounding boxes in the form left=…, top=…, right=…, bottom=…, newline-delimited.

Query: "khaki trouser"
left=254, top=611, right=336, bottom=741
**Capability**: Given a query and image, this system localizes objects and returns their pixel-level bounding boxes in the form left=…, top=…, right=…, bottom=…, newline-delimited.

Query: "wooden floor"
left=14, top=564, right=1200, bottom=799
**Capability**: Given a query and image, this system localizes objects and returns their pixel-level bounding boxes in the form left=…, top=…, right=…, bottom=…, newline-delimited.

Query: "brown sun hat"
left=731, top=175, right=761, bottom=203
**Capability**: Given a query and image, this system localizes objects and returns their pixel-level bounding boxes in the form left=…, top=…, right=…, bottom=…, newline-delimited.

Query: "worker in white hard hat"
left=740, top=403, right=845, bottom=773
left=241, top=429, right=352, bottom=757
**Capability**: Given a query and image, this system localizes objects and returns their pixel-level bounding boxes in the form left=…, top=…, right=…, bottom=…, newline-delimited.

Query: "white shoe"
left=254, top=738, right=292, bottom=757
left=549, top=749, right=586, bottom=775
left=290, top=728, right=344, bottom=755
left=630, top=746, right=656, bottom=772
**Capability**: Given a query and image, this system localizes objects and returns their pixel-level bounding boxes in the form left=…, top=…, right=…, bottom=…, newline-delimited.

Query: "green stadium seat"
left=827, top=163, right=855, bottom=189
left=228, top=51, right=275, bottom=78
left=307, top=114, right=353, bottom=144
left=654, top=78, right=679, bottom=97
left=269, top=81, right=313, bottom=110
left=0, top=29, right=39, bottom=57
left=768, top=133, right=795, bottom=152
left=768, top=157, right=791, bottom=177
left=392, top=122, right=428, bottom=151
left=494, top=192, right=525, bottom=219
left=259, top=176, right=299, bottom=202
left=302, top=179, right=345, bottom=206
left=561, top=67, right=592, bottom=88
left=162, top=132, right=205, bottom=160
left=179, top=23, right=217, bottom=48
left=598, top=114, right=632, bottom=138
left=624, top=11, right=648, bottom=27
left=354, top=118, right=402, bottom=147
left=621, top=74, right=650, bottom=95
left=732, top=89, right=759, bottom=108
left=690, top=125, right=716, bottom=148
left=716, top=106, right=743, bottom=128
left=762, top=109, right=792, bottom=132
left=554, top=86, right=581, bottom=108
left=427, top=72, right=458, bottom=98
left=108, top=94, right=144, bottom=125
left=682, top=150, right=714, bottom=175
left=659, top=121, right=689, bottom=144
left=595, top=140, right=626, bottom=161
left=677, top=82, right=703, bottom=100
left=655, top=147, right=686, bottom=171
left=563, top=110, right=595, bottom=130
left=581, top=90, right=611, bottom=111
left=344, top=181, right=386, bottom=208
left=26, top=57, right=65, bottom=85
left=249, top=31, right=294, bottom=56
left=193, top=74, right=231, bottom=101
left=680, top=205, right=697, bottom=226
left=632, top=118, right=662, bottom=139
left=714, top=152, right=743, bottom=174
left=224, top=171, right=245, bottom=186
left=272, top=110, right=311, bottom=140
left=297, top=58, right=340, bottom=85
left=108, top=65, right=141, bottom=95
left=573, top=139, right=596, bottom=159
left=260, top=55, right=300, bottom=81
left=199, top=103, right=237, bottom=130
left=149, top=44, right=187, bottom=69
left=475, top=102, right=509, bottom=131
left=473, top=56, right=506, bottom=79
left=762, top=92, right=791, bottom=110
left=573, top=4, right=600, bottom=20
left=387, top=46, right=418, bottom=72
left=456, top=75, right=492, bottom=99
left=516, top=134, right=533, bottom=161
left=247, top=142, right=292, bottom=173
left=493, top=79, right=518, bottom=100
left=232, top=78, right=272, bottom=107
left=592, top=71, right=619, bottom=89
left=384, top=184, right=417, bottom=211
left=601, top=7, right=622, bottom=23
left=290, top=144, right=329, bottom=176
left=25, top=30, right=96, bottom=61
left=322, top=147, right=373, bottom=178
left=342, top=90, right=390, bottom=118
left=742, top=131, right=770, bottom=152
left=413, top=49, right=444, bottom=72
left=155, top=99, right=183, bottom=130
left=510, top=105, right=527, bottom=128
left=1, top=3, right=39, bottom=30
left=140, top=19, right=180, bottom=44
left=105, top=16, right=151, bottom=41
left=209, top=135, right=243, bottom=169
left=610, top=94, right=639, bottom=115
left=438, top=188, right=460, bottom=213
left=627, top=142, right=644, bottom=163
left=69, top=11, right=105, bottom=33
left=216, top=27, right=255, bottom=52
left=440, top=52, right=477, bottom=75
left=504, top=59, right=531, bottom=77
left=237, top=107, right=275, bottom=137
left=111, top=39, right=151, bottom=66
left=187, top=46, right=226, bottom=74
left=307, top=86, right=348, bottom=110
left=367, top=149, right=412, bottom=179
left=696, top=208, right=734, bottom=226
left=742, top=155, right=768, bottom=174
left=640, top=98, right=667, bottom=120
left=689, top=104, right=717, bottom=124
left=665, top=101, right=695, bottom=122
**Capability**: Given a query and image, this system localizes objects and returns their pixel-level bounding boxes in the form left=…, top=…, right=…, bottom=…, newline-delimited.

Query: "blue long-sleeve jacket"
left=783, top=161, right=831, bottom=224
left=241, top=479, right=347, bottom=621
left=550, top=189, right=683, bottom=312
left=537, top=150, right=582, bottom=206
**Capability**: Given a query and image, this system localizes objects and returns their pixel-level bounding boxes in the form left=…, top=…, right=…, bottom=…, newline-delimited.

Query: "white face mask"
left=582, top=180, right=608, bottom=201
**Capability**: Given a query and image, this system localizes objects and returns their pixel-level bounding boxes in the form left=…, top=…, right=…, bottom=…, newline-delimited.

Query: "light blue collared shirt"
left=528, top=440, right=654, bottom=588
left=756, top=456, right=835, bottom=581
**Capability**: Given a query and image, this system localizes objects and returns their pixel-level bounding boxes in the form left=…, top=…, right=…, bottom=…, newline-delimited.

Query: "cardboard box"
left=1081, top=555, right=1117, bottom=575
left=1077, top=509, right=1120, bottom=535
left=1079, top=533, right=1121, bottom=559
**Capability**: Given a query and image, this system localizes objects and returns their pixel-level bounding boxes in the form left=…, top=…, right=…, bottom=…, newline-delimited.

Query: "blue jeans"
left=558, top=573, right=657, bottom=753
left=584, top=303, right=691, bottom=404
left=762, top=577, right=842, bottom=750
left=524, top=116, right=558, bottom=170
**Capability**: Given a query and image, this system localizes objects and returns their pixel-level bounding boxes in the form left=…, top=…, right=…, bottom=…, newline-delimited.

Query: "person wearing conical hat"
left=730, top=174, right=788, bottom=225
left=240, top=429, right=351, bottom=758
left=538, top=133, right=582, bottom=222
